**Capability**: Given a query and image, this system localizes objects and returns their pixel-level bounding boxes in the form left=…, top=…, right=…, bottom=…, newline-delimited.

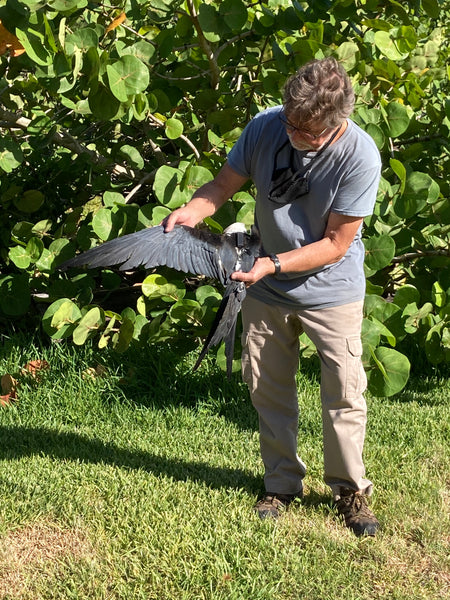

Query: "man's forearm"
left=188, top=181, right=230, bottom=218
left=164, top=163, right=248, bottom=231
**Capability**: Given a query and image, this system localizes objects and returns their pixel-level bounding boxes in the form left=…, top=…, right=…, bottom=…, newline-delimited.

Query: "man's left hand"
left=230, top=256, right=276, bottom=287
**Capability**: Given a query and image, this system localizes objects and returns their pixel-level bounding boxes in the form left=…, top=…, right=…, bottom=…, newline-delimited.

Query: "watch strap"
left=269, top=254, right=281, bottom=275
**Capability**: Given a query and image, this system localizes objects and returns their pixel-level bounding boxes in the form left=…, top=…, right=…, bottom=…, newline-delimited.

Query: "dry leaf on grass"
left=21, top=360, right=50, bottom=378
left=82, top=364, right=108, bottom=380
left=0, top=374, right=18, bottom=406
left=1, top=360, right=50, bottom=407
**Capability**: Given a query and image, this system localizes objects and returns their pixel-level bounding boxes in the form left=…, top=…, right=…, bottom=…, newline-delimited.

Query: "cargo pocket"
left=345, top=336, right=367, bottom=400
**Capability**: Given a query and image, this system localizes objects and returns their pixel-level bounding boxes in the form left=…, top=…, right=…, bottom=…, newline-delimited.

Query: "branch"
left=123, top=172, right=155, bottom=203
left=186, top=0, right=220, bottom=90
left=396, top=133, right=449, bottom=146
left=213, top=31, right=253, bottom=61
left=245, top=35, right=270, bottom=122
left=0, top=107, right=142, bottom=180
left=147, top=113, right=200, bottom=159
left=391, top=249, right=450, bottom=264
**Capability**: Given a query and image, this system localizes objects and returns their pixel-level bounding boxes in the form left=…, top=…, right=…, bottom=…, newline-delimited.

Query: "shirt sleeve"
left=227, top=123, right=255, bottom=178
left=331, top=164, right=381, bottom=217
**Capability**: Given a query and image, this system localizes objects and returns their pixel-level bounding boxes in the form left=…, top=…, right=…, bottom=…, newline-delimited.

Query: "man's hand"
left=230, top=256, right=276, bottom=286
left=161, top=206, right=204, bottom=232
left=161, top=163, right=249, bottom=233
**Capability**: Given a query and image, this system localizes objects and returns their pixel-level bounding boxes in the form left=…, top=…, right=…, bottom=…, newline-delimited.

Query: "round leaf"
left=26, top=237, right=44, bottom=261
left=103, top=191, right=125, bottom=207
left=8, top=246, right=31, bottom=269
left=364, top=234, right=396, bottom=270
left=72, top=307, right=105, bottom=345
left=367, top=347, right=411, bottom=397
left=119, top=40, right=156, bottom=63
left=195, top=285, right=222, bottom=306
left=386, top=102, right=411, bottom=137
left=364, top=123, right=385, bottom=150
left=112, top=318, right=135, bottom=353
left=153, top=165, right=191, bottom=209
left=43, top=298, right=82, bottom=339
left=88, top=85, right=120, bottom=120
left=389, top=158, right=406, bottom=194
left=431, top=282, right=446, bottom=309
left=150, top=206, right=171, bottom=226
left=169, top=299, right=204, bottom=327
left=219, top=0, right=248, bottom=31
left=364, top=295, right=400, bottom=323
left=142, top=274, right=185, bottom=302
left=335, top=42, right=360, bottom=69
left=0, top=139, right=23, bottom=172
left=361, top=317, right=381, bottom=355
left=107, top=55, right=150, bottom=102
left=184, top=165, right=214, bottom=189
left=198, top=4, right=222, bottom=42
left=36, top=239, right=74, bottom=272
left=165, top=117, right=184, bottom=140
left=392, top=285, right=420, bottom=309
left=235, top=198, right=256, bottom=227
left=65, top=27, right=98, bottom=54
left=92, top=208, right=113, bottom=241
left=14, top=190, right=45, bottom=213
left=118, top=144, right=145, bottom=170
left=395, top=172, right=440, bottom=218
left=374, top=31, right=409, bottom=60
left=15, top=27, right=52, bottom=66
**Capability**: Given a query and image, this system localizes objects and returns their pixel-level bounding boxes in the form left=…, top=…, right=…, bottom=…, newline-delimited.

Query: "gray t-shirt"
left=227, top=105, right=381, bottom=310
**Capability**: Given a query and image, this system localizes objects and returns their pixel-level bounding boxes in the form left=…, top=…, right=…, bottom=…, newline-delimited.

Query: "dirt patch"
left=0, top=521, right=94, bottom=599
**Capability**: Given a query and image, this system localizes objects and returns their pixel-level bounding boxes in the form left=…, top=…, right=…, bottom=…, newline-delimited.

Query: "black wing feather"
left=60, top=224, right=261, bottom=378
left=60, top=225, right=238, bottom=285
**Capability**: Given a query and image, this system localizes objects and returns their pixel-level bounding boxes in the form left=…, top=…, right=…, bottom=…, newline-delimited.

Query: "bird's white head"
left=223, top=222, right=247, bottom=236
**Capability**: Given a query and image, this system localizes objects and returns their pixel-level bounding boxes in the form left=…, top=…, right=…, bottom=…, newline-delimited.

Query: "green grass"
left=0, top=333, right=448, bottom=600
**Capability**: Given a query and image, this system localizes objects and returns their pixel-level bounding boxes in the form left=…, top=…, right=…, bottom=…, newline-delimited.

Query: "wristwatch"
left=269, top=254, right=281, bottom=275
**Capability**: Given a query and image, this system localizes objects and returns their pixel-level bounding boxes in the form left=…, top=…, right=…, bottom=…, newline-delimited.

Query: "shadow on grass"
left=110, top=341, right=321, bottom=416
left=302, top=489, right=333, bottom=510
left=0, top=424, right=262, bottom=495
left=392, top=372, right=449, bottom=406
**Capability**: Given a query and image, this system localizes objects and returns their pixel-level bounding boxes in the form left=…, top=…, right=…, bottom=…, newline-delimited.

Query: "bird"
left=59, top=223, right=262, bottom=377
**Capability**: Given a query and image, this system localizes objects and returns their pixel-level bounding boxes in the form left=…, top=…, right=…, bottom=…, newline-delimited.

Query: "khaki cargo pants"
left=241, top=295, right=373, bottom=498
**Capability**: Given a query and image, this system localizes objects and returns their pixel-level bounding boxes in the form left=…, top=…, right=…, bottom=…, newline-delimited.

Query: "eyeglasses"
left=279, top=113, right=334, bottom=141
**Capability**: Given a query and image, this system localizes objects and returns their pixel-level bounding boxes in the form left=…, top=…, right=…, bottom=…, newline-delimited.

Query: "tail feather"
left=192, top=282, right=246, bottom=377
left=223, top=318, right=238, bottom=379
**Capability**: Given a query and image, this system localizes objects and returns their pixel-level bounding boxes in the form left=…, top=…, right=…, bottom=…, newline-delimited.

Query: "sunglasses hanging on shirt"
left=268, top=125, right=341, bottom=205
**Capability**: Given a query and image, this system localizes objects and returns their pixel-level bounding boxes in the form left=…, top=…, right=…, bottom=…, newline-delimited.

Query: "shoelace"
left=338, top=494, right=372, bottom=518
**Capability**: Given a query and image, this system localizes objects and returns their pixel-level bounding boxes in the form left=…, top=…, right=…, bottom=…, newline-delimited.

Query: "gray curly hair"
left=283, top=57, right=355, bottom=128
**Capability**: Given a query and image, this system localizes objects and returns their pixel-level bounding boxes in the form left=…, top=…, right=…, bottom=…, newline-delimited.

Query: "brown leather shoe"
left=334, top=489, right=380, bottom=536
left=254, top=492, right=302, bottom=519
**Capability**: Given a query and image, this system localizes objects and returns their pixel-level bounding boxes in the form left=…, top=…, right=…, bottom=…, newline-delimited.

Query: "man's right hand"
left=161, top=206, right=203, bottom=232
left=161, top=162, right=249, bottom=233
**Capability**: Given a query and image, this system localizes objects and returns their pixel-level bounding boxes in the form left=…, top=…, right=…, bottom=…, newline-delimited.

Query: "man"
left=164, top=57, right=381, bottom=536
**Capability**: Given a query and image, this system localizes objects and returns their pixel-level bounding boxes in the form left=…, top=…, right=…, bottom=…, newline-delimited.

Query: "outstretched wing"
left=59, top=225, right=240, bottom=285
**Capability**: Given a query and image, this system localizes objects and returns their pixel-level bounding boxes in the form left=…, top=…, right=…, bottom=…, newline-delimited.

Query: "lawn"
left=0, top=333, right=448, bottom=600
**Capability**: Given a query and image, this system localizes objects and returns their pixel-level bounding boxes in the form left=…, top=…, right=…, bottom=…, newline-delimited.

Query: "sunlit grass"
left=0, top=333, right=448, bottom=599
